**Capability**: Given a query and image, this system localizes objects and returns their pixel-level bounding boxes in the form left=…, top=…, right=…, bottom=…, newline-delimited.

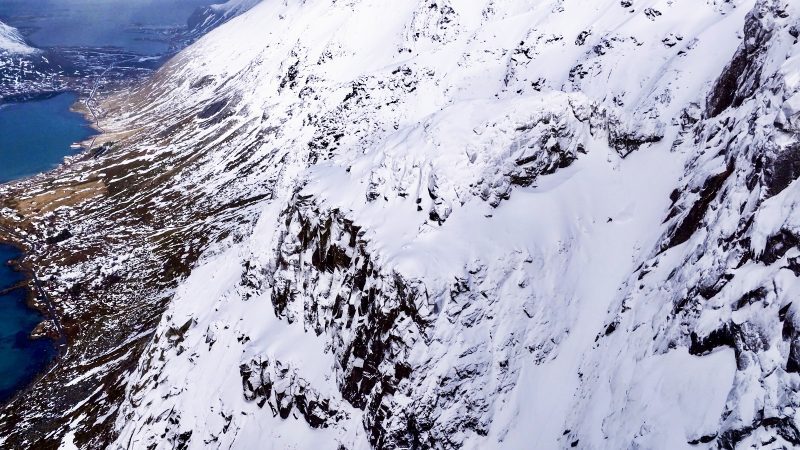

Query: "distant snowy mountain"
left=0, top=0, right=799, bottom=449
left=186, top=0, right=262, bottom=38
left=0, top=21, right=34, bottom=55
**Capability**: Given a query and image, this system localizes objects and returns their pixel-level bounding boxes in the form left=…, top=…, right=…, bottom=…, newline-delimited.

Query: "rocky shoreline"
left=0, top=3, right=263, bottom=447
left=0, top=242, right=56, bottom=411
left=0, top=75, right=216, bottom=446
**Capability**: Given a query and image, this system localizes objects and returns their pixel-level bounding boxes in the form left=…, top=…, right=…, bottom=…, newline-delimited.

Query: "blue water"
left=0, top=0, right=221, bottom=406
left=0, top=93, right=93, bottom=403
left=0, top=245, right=57, bottom=403
left=0, top=92, right=94, bottom=183
left=0, top=0, right=217, bottom=55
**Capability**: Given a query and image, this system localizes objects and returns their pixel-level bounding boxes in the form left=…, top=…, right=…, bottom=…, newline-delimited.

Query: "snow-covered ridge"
left=0, top=0, right=798, bottom=448
left=186, top=0, right=262, bottom=39
left=0, top=20, right=35, bottom=55
left=209, top=0, right=261, bottom=14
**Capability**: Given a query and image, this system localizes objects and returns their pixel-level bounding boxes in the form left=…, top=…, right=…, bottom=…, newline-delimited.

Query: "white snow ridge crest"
left=2, top=0, right=799, bottom=449
left=0, top=21, right=34, bottom=55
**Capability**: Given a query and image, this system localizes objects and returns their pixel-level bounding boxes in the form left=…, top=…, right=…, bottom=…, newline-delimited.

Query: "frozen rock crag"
left=571, top=2, right=800, bottom=448
left=1, top=0, right=799, bottom=449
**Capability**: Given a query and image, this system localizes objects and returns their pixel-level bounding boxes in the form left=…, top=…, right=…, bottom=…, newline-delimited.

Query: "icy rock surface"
left=2, top=0, right=799, bottom=448
left=110, top=0, right=800, bottom=448
left=568, top=3, right=800, bottom=448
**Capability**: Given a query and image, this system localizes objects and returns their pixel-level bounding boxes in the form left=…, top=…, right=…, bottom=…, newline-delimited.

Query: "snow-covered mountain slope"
left=571, top=3, right=800, bottom=447
left=0, top=20, right=34, bottom=55
left=0, top=0, right=798, bottom=448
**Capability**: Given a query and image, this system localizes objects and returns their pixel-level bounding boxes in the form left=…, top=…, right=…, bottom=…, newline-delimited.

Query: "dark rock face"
left=689, top=320, right=770, bottom=370
left=197, top=99, right=228, bottom=120
left=718, top=416, right=800, bottom=449
left=705, top=9, right=772, bottom=119
left=46, top=229, right=73, bottom=245
left=507, top=114, right=584, bottom=187
left=239, top=358, right=347, bottom=428
left=269, top=198, right=434, bottom=447
left=605, top=118, right=664, bottom=157
left=758, top=230, right=800, bottom=265
left=664, top=162, right=733, bottom=249
left=763, top=143, right=800, bottom=198
left=784, top=309, right=800, bottom=373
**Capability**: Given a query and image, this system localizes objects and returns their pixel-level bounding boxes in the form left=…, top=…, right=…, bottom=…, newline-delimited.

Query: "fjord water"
left=0, top=93, right=93, bottom=403
left=0, top=245, right=57, bottom=404
left=0, top=93, right=93, bottom=183
left=0, top=0, right=217, bottom=408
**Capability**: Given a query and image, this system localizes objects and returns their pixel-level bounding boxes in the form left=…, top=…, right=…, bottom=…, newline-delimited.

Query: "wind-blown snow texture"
left=3, top=0, right=800, bottom=448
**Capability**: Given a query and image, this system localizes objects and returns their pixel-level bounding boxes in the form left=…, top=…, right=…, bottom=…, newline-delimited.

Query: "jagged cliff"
left=0, top=0, right=798, bottom=449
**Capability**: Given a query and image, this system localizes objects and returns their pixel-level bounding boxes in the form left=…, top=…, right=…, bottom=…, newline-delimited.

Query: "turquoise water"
left=0, top=93, right=92, bottom=403
left=0, top=93, right=94, bottom=183
left=0, top=244, right=57, bottom=403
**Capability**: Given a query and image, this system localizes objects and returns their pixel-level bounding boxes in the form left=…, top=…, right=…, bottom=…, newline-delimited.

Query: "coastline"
left=0, top=231, right=67, bottom=343
left=0, top=4, right=243, bottom=444
left=0, top=87, right=107, bottom=408
left=0, top=87, right=108, bottom=344
left=0, top=240, right=60, bottom=409
left=0, top=90, right=65, bottom=106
